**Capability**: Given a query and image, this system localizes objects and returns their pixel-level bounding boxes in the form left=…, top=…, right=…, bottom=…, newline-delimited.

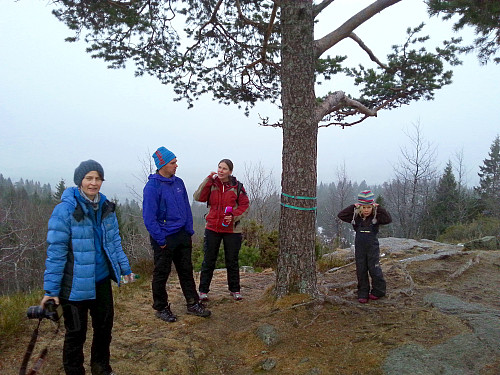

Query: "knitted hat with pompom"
left=357, top=190, right=375, bottom=205
left=352, top=190, right=378, bottom=225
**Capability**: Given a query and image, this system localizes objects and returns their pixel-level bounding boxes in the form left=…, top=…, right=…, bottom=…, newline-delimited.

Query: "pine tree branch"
left=313, top=0, right=337, bottom=18
left=314, top=0, right=402, bottom=58
left=315, top=91, right=377, bottom=123
left=349, top=32, right=389, bottom=70
left=235, top=0, right=261, bottom=28
left=261, top=2, right=279, bottom=61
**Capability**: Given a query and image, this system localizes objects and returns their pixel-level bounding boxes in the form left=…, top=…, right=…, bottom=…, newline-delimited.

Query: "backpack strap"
left=102, top=200, right=116, bottom=219
left=206, top=180, right=243, bottom=208
left=236, top=182, right=243, bottom=201
left=230, top=176, right=243, bottom=203
left=73, top=199, right=115, bottom=221
left=73, top=201, right=84, bottom=222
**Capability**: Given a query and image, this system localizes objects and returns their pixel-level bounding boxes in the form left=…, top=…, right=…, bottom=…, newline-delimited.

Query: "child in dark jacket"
left=337, top=190, right=392, bottom=303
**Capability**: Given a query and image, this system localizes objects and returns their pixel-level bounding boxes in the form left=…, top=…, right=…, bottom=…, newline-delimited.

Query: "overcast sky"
left=1, top=0, right=499, bottom=202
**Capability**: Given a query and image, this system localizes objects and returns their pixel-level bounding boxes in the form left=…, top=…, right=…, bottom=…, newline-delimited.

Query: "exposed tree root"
left=448, top=254, right=481, bottom=279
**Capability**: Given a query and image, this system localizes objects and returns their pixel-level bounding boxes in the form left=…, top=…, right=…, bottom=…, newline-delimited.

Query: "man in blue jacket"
left=40, top=160, right=134, bottom=375
left=143, top=146, right=210, bottom=322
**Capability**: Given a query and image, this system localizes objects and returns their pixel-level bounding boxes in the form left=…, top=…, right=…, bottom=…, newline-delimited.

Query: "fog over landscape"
left=0, top=0, right=499, bottom=201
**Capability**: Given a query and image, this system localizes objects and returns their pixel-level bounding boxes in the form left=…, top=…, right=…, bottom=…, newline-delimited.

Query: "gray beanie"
left=74, top=160, right=105, bottom=186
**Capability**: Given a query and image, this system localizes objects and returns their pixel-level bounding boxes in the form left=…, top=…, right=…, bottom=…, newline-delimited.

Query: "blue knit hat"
left=153, top=147, right=176, bottom=170
left=74, top=160, right=104, bottom=186
left=357, top=190, right=375, bottom=205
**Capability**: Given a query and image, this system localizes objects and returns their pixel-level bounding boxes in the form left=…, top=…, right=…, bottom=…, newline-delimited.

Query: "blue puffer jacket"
left=142, top=173, right=194, bottom=246
left=43, top=187, right=132, bottom=301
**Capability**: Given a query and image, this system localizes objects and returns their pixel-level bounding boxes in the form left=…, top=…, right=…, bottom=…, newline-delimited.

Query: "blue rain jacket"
left=142, top=173, right=194, bottom=246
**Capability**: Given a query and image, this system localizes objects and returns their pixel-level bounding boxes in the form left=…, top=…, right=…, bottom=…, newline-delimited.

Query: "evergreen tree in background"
left=423, top=161, right=459, bottom=239
left=375, top=194, right=393, bottom=239
left=53, top=179, right=66, bottom=202
left=476, top=135, right=500, bottom=217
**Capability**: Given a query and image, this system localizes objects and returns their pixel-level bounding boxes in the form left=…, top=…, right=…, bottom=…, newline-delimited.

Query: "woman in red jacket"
left=193, top=159, right=250, bottom=301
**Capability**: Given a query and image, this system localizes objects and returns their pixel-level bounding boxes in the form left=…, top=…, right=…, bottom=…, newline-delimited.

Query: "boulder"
left=464, top=236, right=499, bottom=251
left=255, top=323, right=280, bottom=347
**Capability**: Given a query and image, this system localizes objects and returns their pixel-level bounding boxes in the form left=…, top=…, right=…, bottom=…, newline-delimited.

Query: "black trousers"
left=151, top=229, right=199, bottom=309
left=199, top=229, right=242, bottom=294
left=354, top=231, right=386, bottom=299
left=60, top=278, right=114, bottom=375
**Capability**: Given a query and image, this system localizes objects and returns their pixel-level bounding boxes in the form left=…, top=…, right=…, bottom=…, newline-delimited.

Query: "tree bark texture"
left=276, top=0, right=318, bottom=297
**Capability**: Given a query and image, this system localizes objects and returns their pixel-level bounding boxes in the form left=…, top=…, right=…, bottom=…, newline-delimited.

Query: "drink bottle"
left=222, top=206, right=233, bottom=227
left=121, top=273, right=139, bottom=284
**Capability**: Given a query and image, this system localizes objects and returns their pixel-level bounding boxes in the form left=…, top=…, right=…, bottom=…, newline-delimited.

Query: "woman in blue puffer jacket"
left=40, top=160, right=133, bottom=375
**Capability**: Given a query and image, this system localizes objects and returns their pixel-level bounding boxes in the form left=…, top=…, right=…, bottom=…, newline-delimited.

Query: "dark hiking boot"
left=90, top=362, right=115, bottom=375
left=91, top=370, right=115, bottom=375
left=187, top=302, right=211, bottom=318
left=156, top=304, right=177, bottom=323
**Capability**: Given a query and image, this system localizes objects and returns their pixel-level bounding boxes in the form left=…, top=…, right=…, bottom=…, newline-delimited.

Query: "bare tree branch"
left=318, top=115, right=371, bottom=129
left=259, top=114, right=282, bottom=128
left=314, top=0, right=402, bottom=58
left=348, top=32, right=389, bottom=70
left=315, top=85, right=429, bottom=128
left=388, top=122, right=438, bottom=238
left=313, top=0, right=337, bottom=18
left=315, top=91, right=377, bottom=123
left=241, top=162, right=279, bottom=231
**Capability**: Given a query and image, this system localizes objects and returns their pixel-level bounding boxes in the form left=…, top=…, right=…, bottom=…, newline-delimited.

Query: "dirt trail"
left=3, top=250, right=500, bottom=375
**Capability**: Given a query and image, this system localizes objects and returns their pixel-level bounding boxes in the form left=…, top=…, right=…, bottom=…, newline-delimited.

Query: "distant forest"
left=1, top=135, right=499, bottom=296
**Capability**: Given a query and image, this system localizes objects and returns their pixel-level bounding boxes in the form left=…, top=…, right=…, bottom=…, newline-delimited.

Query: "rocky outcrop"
left=378, top=237, right=463, bottom=254
left=383, top=293, right=500, bottom=375
left=323, top=238, right=464, bottom=264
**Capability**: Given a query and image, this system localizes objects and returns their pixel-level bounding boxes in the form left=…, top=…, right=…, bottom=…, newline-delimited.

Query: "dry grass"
left=2, top=250, right=500, bottom=375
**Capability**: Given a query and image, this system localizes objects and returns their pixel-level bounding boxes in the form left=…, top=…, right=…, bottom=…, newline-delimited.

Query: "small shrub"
left=131, top=258, right=154, bottom=279
left=190, top=222, right=280, bottom=271
left=192, top=237, right=241, bottom=271
left=192, top=236, right=205, bottom=272
left=317, top=253, right=351, bottom=273
left=438, top=216, right=500, bottom=243
left=239, top=243, right=260, bottom=267
left=253, top=231, right=279, bottom=269
left=0, top=292, right=40, bottom=347
left=192, top=240, right=261, bottom=271
left=315, top=237, right=331, bottom=258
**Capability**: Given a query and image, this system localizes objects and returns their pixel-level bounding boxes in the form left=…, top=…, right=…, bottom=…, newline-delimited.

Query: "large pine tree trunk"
left=275, top=0, right=318, bottom=297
